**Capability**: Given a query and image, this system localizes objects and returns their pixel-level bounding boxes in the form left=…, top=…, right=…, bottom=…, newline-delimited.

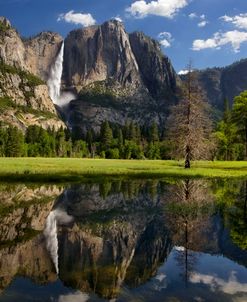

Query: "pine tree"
left=5, top=126, right=24, bottom=157
left=149, top=122, right=159, bottom=143
left=232, top=90, right=247, bottom=159
left=215, top=98, right=238, bottom=160
left=100, top=121, right=113, bottom=150
left=166, top=63, right=213, bottom=168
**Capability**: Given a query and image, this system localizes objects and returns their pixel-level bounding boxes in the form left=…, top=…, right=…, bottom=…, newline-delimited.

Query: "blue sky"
left=1, top=0, right=247, bottom=72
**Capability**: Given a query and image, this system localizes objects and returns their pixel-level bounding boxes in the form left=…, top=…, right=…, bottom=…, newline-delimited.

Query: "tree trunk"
left=185, top=220, right=188, bottom=286
left=185, top=145, right=191, bottom=168
left=245, top=122, right=247, bottom=160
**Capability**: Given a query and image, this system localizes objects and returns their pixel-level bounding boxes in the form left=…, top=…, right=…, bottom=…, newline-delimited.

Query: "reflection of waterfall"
left=44, top=211, right=59, bottom=274
left=47, top=42, right=75, bottom=107
left=44, top=208, right=74, bottom=275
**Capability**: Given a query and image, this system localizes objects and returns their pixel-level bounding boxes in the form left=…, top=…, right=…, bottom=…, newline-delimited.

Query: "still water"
left=0, top=179, right=247, bottom=302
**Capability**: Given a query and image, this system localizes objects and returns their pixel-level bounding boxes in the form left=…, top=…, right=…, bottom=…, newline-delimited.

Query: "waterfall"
left=47, top=42, right=64, bottom=105
left=47, top=41, right=76, bottom=107
left=43, top=211, right=59, bottom=274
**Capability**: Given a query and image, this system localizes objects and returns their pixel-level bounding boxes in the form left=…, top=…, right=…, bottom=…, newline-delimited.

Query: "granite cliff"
left=62, top=20, right=178, bottom=134
left=0, top=17, right=65, bottom=131
left=193, top=58, right=247, bottom=110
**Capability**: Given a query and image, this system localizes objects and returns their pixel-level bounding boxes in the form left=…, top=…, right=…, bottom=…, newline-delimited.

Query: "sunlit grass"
left=0, top=158, right=247, bottom=182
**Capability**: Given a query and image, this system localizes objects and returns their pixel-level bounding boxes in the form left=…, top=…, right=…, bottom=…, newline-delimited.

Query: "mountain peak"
left=0, top=16, right=11, bottom=29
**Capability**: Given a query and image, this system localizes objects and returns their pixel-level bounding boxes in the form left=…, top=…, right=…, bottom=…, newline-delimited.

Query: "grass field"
left=0, top=158, right=247, bottom=182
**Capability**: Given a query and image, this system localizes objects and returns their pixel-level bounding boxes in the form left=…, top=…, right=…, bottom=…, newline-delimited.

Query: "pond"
left=0, top=178, right=247, bottom=302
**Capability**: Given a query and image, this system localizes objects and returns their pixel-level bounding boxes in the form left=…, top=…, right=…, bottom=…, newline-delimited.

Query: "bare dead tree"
left=166, top=63, right=213, bottom=168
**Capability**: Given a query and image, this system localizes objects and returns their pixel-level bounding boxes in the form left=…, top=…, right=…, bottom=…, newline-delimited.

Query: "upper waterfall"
left=47, top=41, right=76, bottom=107
left=47, top=41, right=64, bottom=105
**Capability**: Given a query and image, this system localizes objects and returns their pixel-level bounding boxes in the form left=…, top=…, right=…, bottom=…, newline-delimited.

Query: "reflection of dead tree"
left=164, top=179, right=214, bottom=284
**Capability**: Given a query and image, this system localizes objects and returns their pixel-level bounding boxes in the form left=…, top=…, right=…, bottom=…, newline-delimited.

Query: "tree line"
left=0, top=121, right=167, bottom=159
left=1, top=67, right=247, bottom=165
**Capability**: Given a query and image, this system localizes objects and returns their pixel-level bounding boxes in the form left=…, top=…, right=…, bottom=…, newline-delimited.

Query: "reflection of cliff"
left=56, top=181, right=171, bottom=299
left=0, top=184, right=62, bottom=292
left=125, top=216, right=171, bottom=287
left=0, top=184, right=63, bottom=242
left=0, top=235, right=56, bottom=292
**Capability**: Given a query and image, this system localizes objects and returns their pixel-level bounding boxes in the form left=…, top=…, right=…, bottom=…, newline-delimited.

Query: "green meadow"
left=0, top=158, right=247, bottom=182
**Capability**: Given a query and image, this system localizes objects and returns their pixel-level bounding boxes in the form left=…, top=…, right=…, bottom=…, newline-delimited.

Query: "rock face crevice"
left=129, top=31, right=177, bottom=100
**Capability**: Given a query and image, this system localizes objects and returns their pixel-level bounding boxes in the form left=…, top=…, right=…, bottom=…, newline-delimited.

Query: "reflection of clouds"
left=190, top=271, right=247, bottom=295
left=174, top=246, right=185, bottom=252
left=153, top=273, right=167, bottom=291
left=155, top=273, right=166, bottom=282
left=58, top=291, right=89, bottom=302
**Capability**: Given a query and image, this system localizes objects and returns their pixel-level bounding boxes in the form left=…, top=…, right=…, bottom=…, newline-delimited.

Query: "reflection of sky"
left=120, top=247, right=247, bottom=302
left=2, top=248, right=247, bottom=302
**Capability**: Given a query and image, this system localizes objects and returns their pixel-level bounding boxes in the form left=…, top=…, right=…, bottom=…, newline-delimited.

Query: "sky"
left=1, top=0, right=247, bottom=73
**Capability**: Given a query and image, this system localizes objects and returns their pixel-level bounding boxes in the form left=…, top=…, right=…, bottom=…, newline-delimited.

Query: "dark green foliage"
left=0, top=96, right=16, bottom=112
left=214, top=91, right=247, bottom=160
left=149, top=122, right=159, bottom=143
left=232, top=91, right=247, bottom=159
left=0, top=125, right=90, bottom=158
left=0, top=21, right=10, bottom=33
left=100, top=121, right=113, bottom=150
left=5, top=126, right=25, bottom=157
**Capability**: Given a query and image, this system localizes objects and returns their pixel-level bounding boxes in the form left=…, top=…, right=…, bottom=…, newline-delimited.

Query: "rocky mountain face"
left=24, top=31, right=63, bottom=81
left=63, top=21, right=142, bottom=91
left=195, top=58, right=247, bottom=110
left=0, top=17, right=65, bottom=131
left=62, top=20, right=178, bottom=134
left=2, top=14, right=247, bottom=135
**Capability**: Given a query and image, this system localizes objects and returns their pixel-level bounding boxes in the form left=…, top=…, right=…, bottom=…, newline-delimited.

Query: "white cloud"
left=189, top=13, right=208, bottom=27
left=178, top=69, right=189, bottom=75
left=198, top=20, right=208, bottom=27
left=220, top=13, right=247, bottom=30
left=192, top=30, right=247, bottom=52
left=190, top=271, right=247, bottom=295
left=189, top=12, right=197, bottom=19
left=57, top=10, right=96, bottom=27
left=112, top=15, right=123, bottom=22
left=158, top=31, right=173, bottom=48
left=126, top=0, right=189, bottom=19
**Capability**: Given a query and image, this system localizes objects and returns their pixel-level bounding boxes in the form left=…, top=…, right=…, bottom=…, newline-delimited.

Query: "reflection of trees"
left=216, top=179, right=247, bottom=250
left=163, top=179, right=214, bottom=284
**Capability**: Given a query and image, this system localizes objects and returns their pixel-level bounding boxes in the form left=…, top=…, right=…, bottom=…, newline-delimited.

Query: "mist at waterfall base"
left=47, top=42, right=76, bottom=107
